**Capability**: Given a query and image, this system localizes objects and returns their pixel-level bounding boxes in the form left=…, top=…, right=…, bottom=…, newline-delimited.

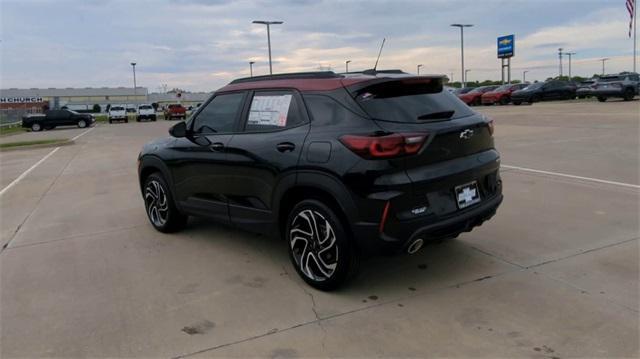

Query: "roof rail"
left=229, top=71, right=342, bottom=84
left=359, top=69, right=407, bottom=75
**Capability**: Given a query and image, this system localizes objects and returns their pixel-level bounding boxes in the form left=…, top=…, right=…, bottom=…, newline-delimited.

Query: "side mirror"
left=169, top=121, right=187, bottom=138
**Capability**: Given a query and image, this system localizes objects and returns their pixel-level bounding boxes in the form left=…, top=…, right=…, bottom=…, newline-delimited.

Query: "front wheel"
left=143, top=173, right=187, bottom=233
left=77, top=120, right=87, bottom=128
left=31, top=122, right=42, bottom=132
left=597, top=96, right=607, bottom=102
left=623, top=88, right=635, bottom=101
left=286, top=200, right=358, bottom=290
left=512, top=100, right=522, bottom=105
left=499, top=96, right=510, bottom=105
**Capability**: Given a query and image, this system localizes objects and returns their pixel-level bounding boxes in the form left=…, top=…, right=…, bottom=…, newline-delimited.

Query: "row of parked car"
left=107, top=104, right=189, bottom=123
left=452, top=72, right=639, bottom=106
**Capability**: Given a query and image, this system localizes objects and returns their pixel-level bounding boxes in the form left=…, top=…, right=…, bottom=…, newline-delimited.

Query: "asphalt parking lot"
left=0, top=100, right=638, bottom=357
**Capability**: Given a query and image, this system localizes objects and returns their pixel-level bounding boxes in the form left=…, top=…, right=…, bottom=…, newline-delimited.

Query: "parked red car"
left=481, top=84, right=529, bottom=105
left=458, top=85, right=499, bottom=106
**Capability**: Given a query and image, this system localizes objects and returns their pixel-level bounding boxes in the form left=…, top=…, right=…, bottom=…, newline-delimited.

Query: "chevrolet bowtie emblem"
left=459, top=129, right=474, bottom=139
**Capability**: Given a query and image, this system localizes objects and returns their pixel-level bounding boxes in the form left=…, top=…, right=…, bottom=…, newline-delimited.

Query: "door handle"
left=210, top=142, right=225, bottom=151
left=276, top=142, right=296, bottom=153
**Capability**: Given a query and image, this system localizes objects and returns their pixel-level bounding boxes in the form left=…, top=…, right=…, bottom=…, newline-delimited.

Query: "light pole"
left=600, top=58, right=610, bottom=75
left=451, top=24, right=473, bottom=87
left=130, top=62, right=137, bottom=110
left=252, top=20, right=283, bottom=75
left=465, top=69, right=471, bottom=84
left=564, top=52, right=576, bottom=80
left=249, top=61, right=255, bottom=77
left=417, top=64, right=423, bottom=75
left=345, top=60, right=351, bottom=73
left=558, top=48, right=563, bottom=77
left=523, top=70, right=529, bottom=83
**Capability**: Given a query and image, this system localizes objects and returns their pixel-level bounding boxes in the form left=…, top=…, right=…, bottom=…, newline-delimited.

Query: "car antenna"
left=373, top=38, right=386, bottom=71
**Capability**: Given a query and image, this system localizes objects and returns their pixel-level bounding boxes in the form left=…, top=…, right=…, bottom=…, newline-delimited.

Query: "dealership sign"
left=497, top=34, right=515, bottom=58
left=0, top=97, right=44, bottom=104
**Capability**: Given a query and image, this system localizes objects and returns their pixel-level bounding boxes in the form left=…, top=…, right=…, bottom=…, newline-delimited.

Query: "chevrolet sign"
left=497, top=34, right=515, bottom=58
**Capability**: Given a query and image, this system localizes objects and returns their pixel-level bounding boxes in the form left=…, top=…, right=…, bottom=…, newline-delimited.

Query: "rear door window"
left=242, top=90, right=305, bottom=132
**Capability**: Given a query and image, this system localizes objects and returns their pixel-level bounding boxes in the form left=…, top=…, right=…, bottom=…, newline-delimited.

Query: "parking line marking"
left=0, top=147, right=60, bottom=197
left=0, top=127, right=95, bottom=198
left=502, top=165, right=640, bottom=189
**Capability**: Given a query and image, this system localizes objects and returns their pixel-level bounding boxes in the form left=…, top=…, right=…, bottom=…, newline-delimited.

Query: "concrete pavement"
left=0, top=101, right=638, bottom=357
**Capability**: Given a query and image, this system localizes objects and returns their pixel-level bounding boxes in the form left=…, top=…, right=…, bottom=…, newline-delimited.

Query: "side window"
left=303, top=94, right=361, bottom=126
left=243, top=91, right=305, bottom=132
left=192, top=92, right=245, bottom=134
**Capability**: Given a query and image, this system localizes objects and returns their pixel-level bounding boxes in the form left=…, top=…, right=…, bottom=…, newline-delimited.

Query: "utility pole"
left=345, top=60, right=351, bottom=73
left=523, top=70, right=529, bottom=83
left=249, top=61, right=255, bottom=77
left=417, top=64, right=423, bottom=75
left=558, top=48, right=563, bottom=77
left=130, top=62, right=137, bottom=109
left=600, top=58, right=610, bottom=75
left=451, top=24, right=473, bottom=87
left=252, top=20, right=283, bottom=75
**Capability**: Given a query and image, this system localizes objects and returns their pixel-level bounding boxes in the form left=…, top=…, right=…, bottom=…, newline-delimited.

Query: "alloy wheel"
left=144, top=179, right=169, bottom=227
left=289, top=209, right=339, bottom=282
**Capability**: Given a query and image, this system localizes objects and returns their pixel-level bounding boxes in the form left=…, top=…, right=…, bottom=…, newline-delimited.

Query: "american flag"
left=628, top=0, right=636, bottom=37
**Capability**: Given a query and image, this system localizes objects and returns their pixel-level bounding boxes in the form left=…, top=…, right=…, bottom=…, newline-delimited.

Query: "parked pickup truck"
left=163, top=104, right=187, bottom=120
left=22, top=109, right=95, bottom=132
left=136, top=104, right=157, bottom=122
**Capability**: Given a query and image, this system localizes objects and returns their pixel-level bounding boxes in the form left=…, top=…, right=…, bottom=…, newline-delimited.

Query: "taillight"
left=339, top=132, right=428, bottom=159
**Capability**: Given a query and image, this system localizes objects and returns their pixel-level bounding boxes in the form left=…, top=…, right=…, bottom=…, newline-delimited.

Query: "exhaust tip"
left=407, top=238, right=424, bottom=254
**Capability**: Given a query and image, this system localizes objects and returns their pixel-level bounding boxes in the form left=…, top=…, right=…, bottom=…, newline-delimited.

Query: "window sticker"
left=248, top=94, right=292, bottom=127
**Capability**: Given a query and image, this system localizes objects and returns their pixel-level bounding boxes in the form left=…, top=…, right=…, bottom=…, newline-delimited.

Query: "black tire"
left=31, top=122, right=42, bottom=132
left=109, top=119, right=113, bottom=124
left=473, top=98, right=481, bottom=106
left=513, top=100, right=522, bottom=106
left=531, top=94, right=541, bottom=103
left=44, top=125, right=55, bottom=130
left=143, top=172, right=187, bottom=233
left=77, top=119, right=87, bottom=128
left=286, top=199, right=358, bottom=290
left=125, top=118, right=129, bottom=123
left=136, top=117, right=141, bottom=122
left=499, top=96, right=510, bottom=105
left=597, top=96, right=607, bottom=102
left=623, top=88, right=635, bottom=101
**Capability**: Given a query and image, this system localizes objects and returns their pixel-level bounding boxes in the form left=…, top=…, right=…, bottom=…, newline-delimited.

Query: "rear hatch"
left=348, top=76, right=498, bottom=203
left=348, top=77, right=494, bottom=167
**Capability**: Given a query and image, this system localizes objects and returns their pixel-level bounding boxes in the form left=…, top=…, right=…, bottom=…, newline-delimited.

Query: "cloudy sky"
left=1, top=0, right=637, bottom=92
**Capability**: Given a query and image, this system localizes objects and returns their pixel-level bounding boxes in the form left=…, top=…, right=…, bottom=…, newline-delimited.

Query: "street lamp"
left=252, top=20, right=283, bottom=75
left=130, top=62, right=137, bottom=110
left=249, top=61, right=255, bottom=77
left=451, top=24, right=473, bottom=87
left=417, top=64, right=423, bottom=75
left=563, top=52, right=576, bottom=80
left=599, top=58, right=610, bottom=75
left=523, top=70, right=529, bottom=83
left=345, top=60, right=351, bottom=73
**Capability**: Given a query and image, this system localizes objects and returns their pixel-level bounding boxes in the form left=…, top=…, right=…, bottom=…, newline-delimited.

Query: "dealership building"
left=0, top=87, right=211, bottom=122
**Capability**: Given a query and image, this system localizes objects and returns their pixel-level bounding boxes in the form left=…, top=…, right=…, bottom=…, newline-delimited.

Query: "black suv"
left=137, top=71, right=503, bottom=290
left=511, top=80, right=576, bottom=105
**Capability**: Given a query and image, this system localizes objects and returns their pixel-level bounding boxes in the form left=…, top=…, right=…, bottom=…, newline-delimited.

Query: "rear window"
left=139, top=105, right=152, bottom=110
left=354, top=80, right=474, bottom=123
left=111, top=106, right=124, bottom=111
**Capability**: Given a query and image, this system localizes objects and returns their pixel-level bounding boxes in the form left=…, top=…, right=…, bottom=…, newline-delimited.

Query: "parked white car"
left=108, top=106, right=128, bottom=123
left=136, top=104, right=157, bottom=122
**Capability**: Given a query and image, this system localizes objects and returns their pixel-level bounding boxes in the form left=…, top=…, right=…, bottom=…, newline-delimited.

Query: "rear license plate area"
left=455, top=181, right=481, bottom=209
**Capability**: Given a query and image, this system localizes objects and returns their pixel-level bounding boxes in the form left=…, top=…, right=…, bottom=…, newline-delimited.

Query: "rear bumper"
left=348, top=150, right=502, bottom=256
left=137, top=114, right=157, bottom=119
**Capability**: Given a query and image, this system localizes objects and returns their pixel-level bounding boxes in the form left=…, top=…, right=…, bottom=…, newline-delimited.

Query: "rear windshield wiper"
left=417, top=110, right=455, bottom=121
